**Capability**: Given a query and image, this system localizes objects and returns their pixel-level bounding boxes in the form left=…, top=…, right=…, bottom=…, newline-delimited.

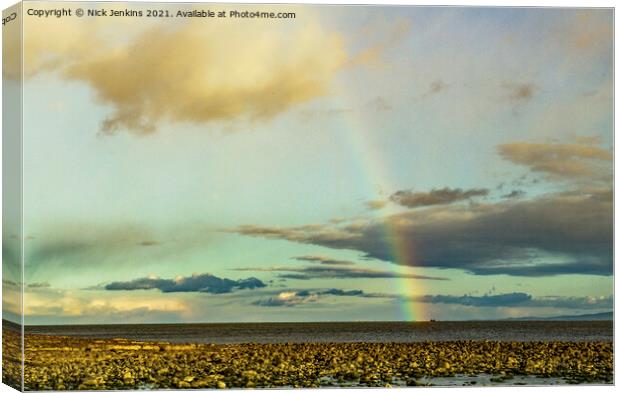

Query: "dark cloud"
left=233, top=140, right=611, bottom=278
left=1, top=279, right=50, bottom=291
left=251, top=287, right=612, bottom=310
left=2, top=279, right=18, bottom=288
left=233, top=265, right=448, bottom=281
left=389, top=187, right=489, bottom=208
left=502, top=190, right=526, bottom=199
left=232, top=189, right=612, bottom=277
left=293, top=255, right=355, bottom=266
left=319, top=288, right=365, bottom=296
left=105, top=273, right=265, bottom=294
left=27, top=282, right=51, bottom=288
left=410, top=293, right=612, bottom=309
left=417, top=292, right=532, bottom=307
left=498, top=141, right=612, bottom=180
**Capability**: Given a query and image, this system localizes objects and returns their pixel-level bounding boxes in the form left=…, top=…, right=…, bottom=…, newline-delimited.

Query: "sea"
left=25, top=320, right=613, bottom=344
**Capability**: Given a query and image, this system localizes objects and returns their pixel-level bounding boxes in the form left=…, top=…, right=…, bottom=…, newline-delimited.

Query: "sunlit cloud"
left=19, top=8, right=348, bottom=134
left=498, top=140, right=612, bottom=180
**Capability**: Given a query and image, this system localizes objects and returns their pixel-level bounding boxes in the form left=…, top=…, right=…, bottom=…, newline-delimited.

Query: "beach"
left=2, top=323, right=613, bottom=390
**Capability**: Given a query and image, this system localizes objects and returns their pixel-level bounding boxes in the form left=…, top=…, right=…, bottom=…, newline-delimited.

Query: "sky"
left=2, top=2, right=614, bottom=324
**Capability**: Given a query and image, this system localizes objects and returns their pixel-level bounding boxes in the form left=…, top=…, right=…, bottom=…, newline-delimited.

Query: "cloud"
left=24, top=293, right=190, bottom=324
left=1, top=9, right=19, bottom=80
left=27, top=282, right=51, bottom=289
left=567, top=10, right=613, bottom=52
left=428, top=79, right=447, bottom=94
left=348, top=17, right=412, bottom=67
left=5, top=281, right=191, bottom=323
left=232, top=224, right=360, bottom=245
left=23, top=15, right=347, bottom=134
left=252, top=288, right=374, bottom=307
left=418, top=292, right=532, bottom=307
left=23, top=222, right=220, bottom=276
left=573, top=135, right=602, bottom=145
left=416, top=79, right=448, bottom=100
left=2, top=279, right=19, bottom=288
left=503, top=82, right=537, bottom=103
left=26, top=296, right=188, bottom=319
left=528, top=295, right=613, bottom=309
left=389, top=187, right=489, bottom=208
left=366, top=200, right=388, bottom=210
left=502, top=190, right=526, bottom=199
left=293, top=255, right=355, bottom=266
left=26, top=223, right=162, bottom=265
left=319, top=288, right=366, bottom=297
left=366, top=97, right=392, bottom=112
left=233, top=264, right=448, bottom=281
left=298, top=108, right=352, bottom=122
left=498, top=141, right=612, bottom=180
left=251, top=288, right=612, bottom=311
left=252, top=291, right=319, bottom=307
left=407, top=293, right=612, bottom=309
left=105, top=273, right=265, bottom=294
left=232, top=188, right=612, bottom=277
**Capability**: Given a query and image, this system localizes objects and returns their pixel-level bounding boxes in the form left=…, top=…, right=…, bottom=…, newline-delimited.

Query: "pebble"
left=2, top=327, right=612, bottom=390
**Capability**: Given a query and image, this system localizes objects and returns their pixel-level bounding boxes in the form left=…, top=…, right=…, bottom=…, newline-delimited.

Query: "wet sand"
left=3, top=327, right=612, bottom=390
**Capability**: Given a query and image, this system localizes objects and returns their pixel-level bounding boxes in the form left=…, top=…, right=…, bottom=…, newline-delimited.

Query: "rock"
left=157, top=368, right=169, bottom=375
left=81, top=377, right=101, bottom=386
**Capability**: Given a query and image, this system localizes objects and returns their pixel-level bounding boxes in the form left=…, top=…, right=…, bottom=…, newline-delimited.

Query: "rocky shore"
left=3, top=327, right=613, bottom=390
left=2, top=324, right=22, bottom=390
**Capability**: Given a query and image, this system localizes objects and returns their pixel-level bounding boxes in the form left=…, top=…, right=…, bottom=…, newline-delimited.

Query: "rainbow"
left=332, top=90, right=427, bottom=322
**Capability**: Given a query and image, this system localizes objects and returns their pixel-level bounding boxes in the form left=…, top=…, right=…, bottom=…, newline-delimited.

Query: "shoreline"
left=18, top=319, right=615, bottom=344
left=2, top=327, right=613, bottom=390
